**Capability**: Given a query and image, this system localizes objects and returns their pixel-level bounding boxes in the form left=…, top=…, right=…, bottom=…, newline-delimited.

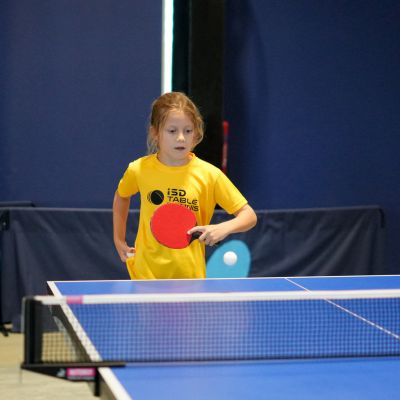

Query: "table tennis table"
left=42, top=275, right=400, bottom=400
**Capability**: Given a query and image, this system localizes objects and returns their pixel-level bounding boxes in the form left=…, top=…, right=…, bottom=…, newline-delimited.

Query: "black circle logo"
left=147, top=190, right=164, bottom=205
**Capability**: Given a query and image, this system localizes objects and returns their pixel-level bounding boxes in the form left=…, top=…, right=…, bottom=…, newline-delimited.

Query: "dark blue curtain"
left=1, top=206, right=384, bottom=330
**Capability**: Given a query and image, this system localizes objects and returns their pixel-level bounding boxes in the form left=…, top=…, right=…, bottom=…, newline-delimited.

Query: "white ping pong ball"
left=223, top=251, right=238, bottom=266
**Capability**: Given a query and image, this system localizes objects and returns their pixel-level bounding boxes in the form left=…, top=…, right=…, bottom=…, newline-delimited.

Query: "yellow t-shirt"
left=117, top=153, right=248, bottom=279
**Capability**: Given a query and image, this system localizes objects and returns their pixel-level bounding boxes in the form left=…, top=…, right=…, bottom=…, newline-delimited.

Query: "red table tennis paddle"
left=150, top=203, right=201, bottom=249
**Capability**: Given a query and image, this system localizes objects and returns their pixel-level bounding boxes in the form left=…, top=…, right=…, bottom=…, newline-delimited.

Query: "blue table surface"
left=110, top=358, right=400, bottom=400
left=51, top=274, right=400, bottom=296
left=49, top=275, right=400, bottom=400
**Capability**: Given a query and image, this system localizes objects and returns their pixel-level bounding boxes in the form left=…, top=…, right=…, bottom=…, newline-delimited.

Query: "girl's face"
left=155, top=110, right=195, bottom=166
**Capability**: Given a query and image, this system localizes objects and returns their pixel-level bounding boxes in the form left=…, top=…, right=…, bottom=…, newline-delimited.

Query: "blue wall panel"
left=224, top=0, right=400, bottom=272
left=0, top=0, right=161, bottom=208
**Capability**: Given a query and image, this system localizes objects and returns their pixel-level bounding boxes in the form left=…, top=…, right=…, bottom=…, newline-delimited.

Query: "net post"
left=22, top=297, right=44, bottom=365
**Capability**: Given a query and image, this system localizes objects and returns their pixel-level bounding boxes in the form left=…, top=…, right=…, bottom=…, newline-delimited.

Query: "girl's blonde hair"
left=147, top=92, right=204, bottom=154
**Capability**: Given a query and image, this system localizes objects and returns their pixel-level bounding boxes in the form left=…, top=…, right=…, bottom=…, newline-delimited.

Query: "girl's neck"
left=156, top=152, right=193, bottom=167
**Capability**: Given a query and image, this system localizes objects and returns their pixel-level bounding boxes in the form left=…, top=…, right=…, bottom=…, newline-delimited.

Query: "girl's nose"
left=177, top=131, right=185, bottom=141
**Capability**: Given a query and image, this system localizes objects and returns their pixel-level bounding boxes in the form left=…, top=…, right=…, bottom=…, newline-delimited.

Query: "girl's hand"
left=115, top=241, right=135, bottom=262
left=187, top=224, right=229, bottom=246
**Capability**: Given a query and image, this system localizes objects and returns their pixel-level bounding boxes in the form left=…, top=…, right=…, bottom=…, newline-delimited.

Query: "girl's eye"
left=185, top=129, right=193, bottom=134
left=168, top=129, right=176, bottom=134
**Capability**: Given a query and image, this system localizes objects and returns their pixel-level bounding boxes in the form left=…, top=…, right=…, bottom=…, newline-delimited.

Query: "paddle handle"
left=191, top=232, right=202, bottom=241
left=190, top=231, right=219, bottom=247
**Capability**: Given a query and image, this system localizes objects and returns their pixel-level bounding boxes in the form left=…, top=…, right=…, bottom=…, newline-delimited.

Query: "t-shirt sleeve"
left=117, top=162, right=139, bottom=198
left=214, top=172, right=248, bottom=214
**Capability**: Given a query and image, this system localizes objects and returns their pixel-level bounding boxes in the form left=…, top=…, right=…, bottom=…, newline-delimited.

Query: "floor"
left=0, top=326, right=94, bottom=399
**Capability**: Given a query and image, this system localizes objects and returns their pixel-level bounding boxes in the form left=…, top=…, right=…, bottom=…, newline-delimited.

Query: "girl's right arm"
left=112, top=191, right=135, bottom=262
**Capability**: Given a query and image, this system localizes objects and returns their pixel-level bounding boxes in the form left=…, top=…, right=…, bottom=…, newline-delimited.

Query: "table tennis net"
left=23, top=290, right=400, bottom=365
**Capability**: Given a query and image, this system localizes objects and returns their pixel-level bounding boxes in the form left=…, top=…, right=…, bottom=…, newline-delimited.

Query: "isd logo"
left=147, top=189, right=199, bottom=211
left=147, top=190, right=164, bottom=205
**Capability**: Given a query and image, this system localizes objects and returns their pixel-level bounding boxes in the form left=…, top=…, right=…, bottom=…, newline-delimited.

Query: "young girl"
left=113, top=92, right=257, bottom=279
